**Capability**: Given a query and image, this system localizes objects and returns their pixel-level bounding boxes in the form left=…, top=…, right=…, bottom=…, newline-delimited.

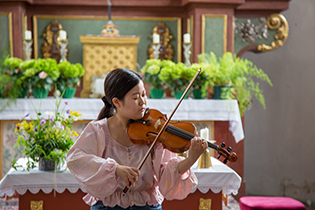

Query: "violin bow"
left=123, top=68, right=201, bottom=196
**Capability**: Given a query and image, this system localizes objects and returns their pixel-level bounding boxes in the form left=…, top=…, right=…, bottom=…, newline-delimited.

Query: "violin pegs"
left=217, top=154, right=221, bottom=159
left=227, top=147, right=232, bottom=152
left=223, top=158, right=227, bottom=164
left=220, top=142, right=225, bottom=148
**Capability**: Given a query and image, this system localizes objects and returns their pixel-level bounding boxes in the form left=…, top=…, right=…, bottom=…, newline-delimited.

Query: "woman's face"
left=117, top=80, right=147, bottom=120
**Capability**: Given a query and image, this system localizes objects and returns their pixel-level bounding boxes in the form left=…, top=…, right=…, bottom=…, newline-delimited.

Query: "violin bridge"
left=154, top=118, right=161, bottom=130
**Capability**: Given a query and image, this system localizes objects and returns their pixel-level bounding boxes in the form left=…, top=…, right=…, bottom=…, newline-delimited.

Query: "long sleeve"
left=66, top=121, right=119, bottom=200
left=152, top=144, right=198, bottom=200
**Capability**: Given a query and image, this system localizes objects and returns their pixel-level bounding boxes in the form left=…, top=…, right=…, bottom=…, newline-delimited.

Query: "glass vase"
left=38, top=158, right=58, bottom=171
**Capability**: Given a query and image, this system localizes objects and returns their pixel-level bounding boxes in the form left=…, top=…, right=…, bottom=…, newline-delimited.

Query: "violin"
left=123, top=68, right=237, bottom=195
left=128, top=108, right=238, bottom=164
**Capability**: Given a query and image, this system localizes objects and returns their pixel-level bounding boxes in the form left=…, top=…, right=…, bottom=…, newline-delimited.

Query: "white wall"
left=242, top=0, right=315, bottom=207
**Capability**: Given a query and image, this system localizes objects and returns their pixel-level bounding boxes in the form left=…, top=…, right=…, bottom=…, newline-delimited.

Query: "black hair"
left=97, top=68, right=143, bottom=120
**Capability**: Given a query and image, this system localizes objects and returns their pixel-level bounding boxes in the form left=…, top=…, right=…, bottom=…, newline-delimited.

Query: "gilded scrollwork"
left=257, top=14, right=289, bottom=52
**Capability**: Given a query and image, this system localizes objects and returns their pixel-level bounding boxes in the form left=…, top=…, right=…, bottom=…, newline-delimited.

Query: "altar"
left=0, top=98, right=244, bottom=178
left=0, top=98, right=245, bottom=209
left=0, top=157, right=241, bottom=210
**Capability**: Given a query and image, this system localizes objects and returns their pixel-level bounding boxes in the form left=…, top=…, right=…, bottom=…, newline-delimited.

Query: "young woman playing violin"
left=66, top=68, right=208, bottom=210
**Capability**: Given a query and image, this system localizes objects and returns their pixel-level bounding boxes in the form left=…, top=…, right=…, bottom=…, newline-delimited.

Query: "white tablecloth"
left=0, top=158, right=242, bottom=197
left=0, top=98, right=244, bottom=142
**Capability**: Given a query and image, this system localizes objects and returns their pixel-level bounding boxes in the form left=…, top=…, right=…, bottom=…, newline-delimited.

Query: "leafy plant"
left=186, top=63, right=210, bottom=90
left=11, top=95, right=81, bottom=171
left=141, top=59, right=164, bottom=89
left=0, top=56, right=24, bottom=112
left=158, top=60, right=193, bottom=94
left=232, top=57, right=272, bottom=116
left=56, top=61, right=85, bottom=91
left=198, top=51, right=272, bottom=116
left=198, top=51, right=234, bottom=86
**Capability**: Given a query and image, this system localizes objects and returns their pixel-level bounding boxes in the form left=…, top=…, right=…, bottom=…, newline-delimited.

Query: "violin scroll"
left=215, top=142, right=238, bottom=164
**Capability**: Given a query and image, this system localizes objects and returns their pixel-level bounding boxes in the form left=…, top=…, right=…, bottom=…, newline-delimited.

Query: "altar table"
left=0, top=98, right=244, bottom=142
left=0, top=158, right=241, bottom=210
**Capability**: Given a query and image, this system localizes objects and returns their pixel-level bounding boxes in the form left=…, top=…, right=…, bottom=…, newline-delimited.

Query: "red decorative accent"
left=239, top=196, right=307, bottom=210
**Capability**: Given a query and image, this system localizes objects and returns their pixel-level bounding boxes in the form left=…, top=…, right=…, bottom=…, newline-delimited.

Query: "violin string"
left=165, top=124, right=218, bottom=150
left=165, top=124, right=195, bottom=140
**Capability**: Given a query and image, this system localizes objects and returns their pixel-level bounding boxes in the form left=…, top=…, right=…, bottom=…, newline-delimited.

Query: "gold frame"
left=33, top=15, right=182, bottom=62
left=0, top=12, right=13, bottom=57
left=201, top=14, right=227, bottom=54
left=187, top=15, right=194, bottom=60
left=22, top=13, right=27, bottom=60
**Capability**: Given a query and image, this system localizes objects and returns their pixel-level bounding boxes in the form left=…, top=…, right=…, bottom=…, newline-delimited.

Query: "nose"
left=139, top=95, right=146, bottom=105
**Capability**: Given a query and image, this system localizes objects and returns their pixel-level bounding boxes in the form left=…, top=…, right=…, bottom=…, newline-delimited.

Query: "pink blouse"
left=66, top=118, right=198, bottom=208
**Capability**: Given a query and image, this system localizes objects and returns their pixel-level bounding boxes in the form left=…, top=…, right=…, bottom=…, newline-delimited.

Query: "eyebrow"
left=131, top=92, right=140, bottom=96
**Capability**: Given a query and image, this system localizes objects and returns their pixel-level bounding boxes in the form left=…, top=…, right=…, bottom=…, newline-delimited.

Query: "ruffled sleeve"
left=152, top=144, right=198, bottom=200
left=66, top=120, right=119, bottom=201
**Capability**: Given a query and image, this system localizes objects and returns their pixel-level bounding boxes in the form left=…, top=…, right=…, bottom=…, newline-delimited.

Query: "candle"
left=25, top=30, right=32, bottom=40
left=59, top=30, right=67, bottom=40
left=184, top=33, right=190, bottom=43
left=153, top=33, right=160, bottom=44
left=200, top=127, right=209, bottom=140
left=95, top=78, right=105, bottom=95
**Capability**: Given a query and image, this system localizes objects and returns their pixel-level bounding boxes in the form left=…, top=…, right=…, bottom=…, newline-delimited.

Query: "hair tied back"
left=102, top=96, right=112, bottom=108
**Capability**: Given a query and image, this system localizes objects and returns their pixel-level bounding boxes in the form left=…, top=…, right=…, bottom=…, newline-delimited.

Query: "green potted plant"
left=141, top=59, right=165, bottom=99
left=11, top=95, right=81, bottom=171
left=186, top=63, right=209, bottom=99
left=199, top=51, right=234, bottom=99
left=56, top=61, right=85, bottom=98
left=198, top=51, right=272, bottom=116
left=158, top=60, right=193, bottom=99
left=1, top=57, right=27, bottom=97
left=19, top=58, right=60, bottom=98
left=232, top=56, right=272, bottom=116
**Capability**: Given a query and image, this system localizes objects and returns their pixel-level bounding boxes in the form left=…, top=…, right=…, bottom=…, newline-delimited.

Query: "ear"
left=112, top=97, right=121, bottom=108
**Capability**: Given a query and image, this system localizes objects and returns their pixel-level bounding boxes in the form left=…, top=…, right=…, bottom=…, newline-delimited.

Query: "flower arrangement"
left=56, top=61, right=85, bottom=91
left=141, top=59, right=164, bottom=89
left=158, top=60, right=194, bottom=96
left=186, top=63, right=210, bottom=99
left=19, top=58, right=60, bottom=92
left=11, top=96, right=81, bottom=171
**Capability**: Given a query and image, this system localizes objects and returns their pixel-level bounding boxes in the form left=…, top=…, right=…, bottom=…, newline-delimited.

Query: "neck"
left=110, top=114, right=129, bottom=130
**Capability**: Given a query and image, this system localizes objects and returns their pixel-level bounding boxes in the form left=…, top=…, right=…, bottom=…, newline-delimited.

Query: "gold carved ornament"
left=148, top=22, right=174, bottom=61
left=199, top=198, right=212, bottom=210
left=257, top=14, right=289, bottom=52
left=41, top=20, right=67, bottom=62
left=30, top=200, right=43, bottom=210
